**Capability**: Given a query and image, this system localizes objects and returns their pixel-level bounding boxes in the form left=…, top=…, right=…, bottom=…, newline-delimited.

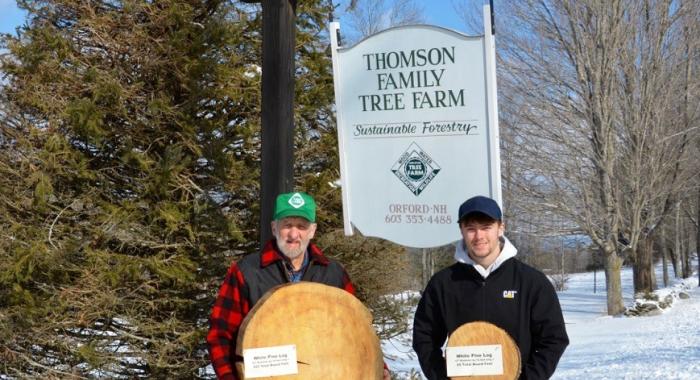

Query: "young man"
left=412, top=195, right=569, bottom=380
left=207, top=191, right=390, bottom=380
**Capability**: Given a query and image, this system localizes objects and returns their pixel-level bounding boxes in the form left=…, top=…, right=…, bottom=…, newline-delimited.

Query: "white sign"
left=446, top=344, right=504, bottom=377
left=243, top=344, right=298, bottom=378
left=330, top=14, right=501, bottom=248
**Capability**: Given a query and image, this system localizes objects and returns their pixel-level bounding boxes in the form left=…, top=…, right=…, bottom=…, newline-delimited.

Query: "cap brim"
left=458, top=210, right=500, bottom=222
left=274, top=210, right=315, bottom=222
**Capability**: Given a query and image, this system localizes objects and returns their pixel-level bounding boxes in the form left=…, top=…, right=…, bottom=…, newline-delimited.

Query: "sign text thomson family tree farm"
left=330, top=19, right=501, bottom=248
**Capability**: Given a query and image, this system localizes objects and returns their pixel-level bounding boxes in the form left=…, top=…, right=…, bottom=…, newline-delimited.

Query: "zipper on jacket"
left=481, top=280, right=487, bottom=319
left=277, top=261, right=291, bottom=283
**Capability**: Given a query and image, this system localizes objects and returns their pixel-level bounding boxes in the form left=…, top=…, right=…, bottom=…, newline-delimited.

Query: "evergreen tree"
left=0, top=0, right=261, bottom=376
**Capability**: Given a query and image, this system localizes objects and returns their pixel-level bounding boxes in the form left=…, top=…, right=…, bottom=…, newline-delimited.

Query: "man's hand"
left=383, top=368, right=391, bottom=380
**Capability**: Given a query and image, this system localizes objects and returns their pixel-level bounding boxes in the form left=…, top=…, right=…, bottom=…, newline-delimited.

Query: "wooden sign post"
left=243, top=0, right=298, bottom=246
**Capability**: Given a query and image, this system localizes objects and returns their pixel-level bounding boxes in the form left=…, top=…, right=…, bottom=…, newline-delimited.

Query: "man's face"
left=459, top=215, right=504, bottom=266
left=271, top=217, right=317, bottom=260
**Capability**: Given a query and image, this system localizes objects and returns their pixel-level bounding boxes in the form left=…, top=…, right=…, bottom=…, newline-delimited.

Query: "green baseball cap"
left=273, top=192, right=316, bottom=222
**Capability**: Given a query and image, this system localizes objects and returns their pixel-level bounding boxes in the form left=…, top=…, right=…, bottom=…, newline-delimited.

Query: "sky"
left=422, top=0, right=479, bottom=33
left=0, top=1, right=476, bottom=36
left=0, top=0, right=26, bottom=35
left=383, top=262, right=700, bottom=379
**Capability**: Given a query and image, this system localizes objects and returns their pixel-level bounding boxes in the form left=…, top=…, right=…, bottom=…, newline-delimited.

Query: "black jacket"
left=412, top=257, right=569, bottom=380
left=236, top=240, right=354, bottom=306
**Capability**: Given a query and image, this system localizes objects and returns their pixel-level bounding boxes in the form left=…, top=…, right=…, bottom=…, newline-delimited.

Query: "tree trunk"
left=676, top=202, right=683, bottom=278
left=633, top=236, right=655, bottom=294
left=651, top=242, right=657, bottom=290
left=661, top=229, right=669, bottom=287
left=677, top=202, right=691, bottom=279
left=679, top=248, right=688, bottom=279
left=682, top=233, right=691, bottom=279
left=604, top=251, right=625, bottom=315
left=631, top=253, right=641, bottom=294
left=697, top=186, right=700, bottom=287
left=593, top=249, right=602, bottom=294
left=593, top=267, right=598, bottom=294
left=669, top=247, right=680, bottom=278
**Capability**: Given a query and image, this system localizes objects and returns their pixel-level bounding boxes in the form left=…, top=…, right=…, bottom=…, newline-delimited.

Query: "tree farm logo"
left=391, top=142, right=441, bottom=196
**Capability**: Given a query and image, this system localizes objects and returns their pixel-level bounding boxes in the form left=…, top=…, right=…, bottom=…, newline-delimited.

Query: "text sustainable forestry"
left=353, top=121, right=478, bottom=138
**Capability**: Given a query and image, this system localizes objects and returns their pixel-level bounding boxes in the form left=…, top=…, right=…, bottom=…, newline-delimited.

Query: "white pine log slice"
left=446, top=321, right=521, bottom=380
left=235, top=282, right=383, bottom=379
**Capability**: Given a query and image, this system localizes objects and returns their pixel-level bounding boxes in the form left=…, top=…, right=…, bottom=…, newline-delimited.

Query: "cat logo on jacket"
left=502, top=290, right=518, bottom=299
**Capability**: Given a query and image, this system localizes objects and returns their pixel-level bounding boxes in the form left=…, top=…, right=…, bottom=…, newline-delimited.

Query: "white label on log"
left=243, top=344, right=298, bottom=378
left=445, top=344, right=503, bottom=376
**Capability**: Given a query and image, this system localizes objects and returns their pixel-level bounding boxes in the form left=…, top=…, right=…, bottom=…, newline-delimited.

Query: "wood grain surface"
left=446, top=321, right=521, bottom=380
left=235, top=282, right=384, bottom=379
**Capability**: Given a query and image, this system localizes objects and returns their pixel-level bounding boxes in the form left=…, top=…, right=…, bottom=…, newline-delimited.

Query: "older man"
left=412, top=195, right=569, bottom=380
left=207, top=191, right=389, bottom=380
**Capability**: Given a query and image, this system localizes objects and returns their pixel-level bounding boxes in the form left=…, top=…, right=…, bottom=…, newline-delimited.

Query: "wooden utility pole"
left=245, top=0, right=297, bottom=246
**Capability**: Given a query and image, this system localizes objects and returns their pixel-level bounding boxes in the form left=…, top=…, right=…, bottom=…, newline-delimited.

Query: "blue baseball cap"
left=458, top=196, right=502, bottom=222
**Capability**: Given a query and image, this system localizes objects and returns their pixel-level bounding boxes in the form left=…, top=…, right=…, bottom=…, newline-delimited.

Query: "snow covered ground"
left=383, top=261, right=700, bottom=379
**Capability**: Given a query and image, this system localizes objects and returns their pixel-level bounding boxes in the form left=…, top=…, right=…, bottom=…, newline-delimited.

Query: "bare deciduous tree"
left=338, top=0, right=425, bottom=43
left=496, top=0, right=700, bottom=311
left=611, top=0, right=697, bottom=294
left=496, top=0, right=633, bottom=315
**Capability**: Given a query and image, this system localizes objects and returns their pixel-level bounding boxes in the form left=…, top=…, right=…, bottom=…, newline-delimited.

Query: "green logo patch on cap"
left=273, top=192, right=316, bottom=222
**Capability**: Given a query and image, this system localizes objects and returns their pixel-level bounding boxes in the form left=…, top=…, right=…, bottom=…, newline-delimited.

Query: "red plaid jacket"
left=206, top=240, right=355, bottom=380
